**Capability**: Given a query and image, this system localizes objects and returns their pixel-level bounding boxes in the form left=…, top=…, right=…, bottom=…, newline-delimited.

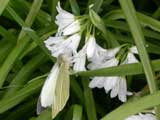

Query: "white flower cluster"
left=44, top=2, right=81, bottom=58
left=38, top=2, right=159, bottom=120
left=88, top=46, right=138, bottom=102
left=43, top=2, right=139, bottom=103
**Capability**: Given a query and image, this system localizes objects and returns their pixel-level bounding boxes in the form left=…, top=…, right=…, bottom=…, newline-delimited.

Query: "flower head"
left=55, top=2, right=80, bottom=36
left=72, top=35, right=101, bottom=71
left=88, top=47, right=133, bottom=102
left=44, top=33, right=81, bottom=57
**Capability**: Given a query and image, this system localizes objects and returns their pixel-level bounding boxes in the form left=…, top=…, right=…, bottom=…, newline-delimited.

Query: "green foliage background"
left=0, top=0, right=160, bottom=120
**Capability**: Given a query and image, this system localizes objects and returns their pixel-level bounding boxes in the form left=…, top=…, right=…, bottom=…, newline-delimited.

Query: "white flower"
left=89, top=57, right=131, bottom=102
left=55, top=2, right=80, bottom=36
left=40, top=62, right=60, bottom=107
left=88, top=57, right=119, bottom=87
left=88, top=47, right=133, bottom=102
left=62, top=20, right=80, bottom=36
left=73, top=35, right=99, bottom=71
left=44, top=33, right=81, bottom=57
left=125, top=113, right=156, bottom=120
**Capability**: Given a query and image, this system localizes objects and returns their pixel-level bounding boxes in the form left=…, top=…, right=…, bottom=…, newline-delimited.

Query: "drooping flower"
left=55, top=2, right=80, bottom=36
left=73, top=35, right=100, bottom=71
left=88, top=46, right=138, bottom=102
left=88, top=53, right=130, bottom=102
left=125, top=113, right=156, bottom=120
left=44, top=33, right=81, bottom=57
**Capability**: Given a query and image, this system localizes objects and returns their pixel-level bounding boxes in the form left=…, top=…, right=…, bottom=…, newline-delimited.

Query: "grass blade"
left=0, top=0, right=10, bottom=15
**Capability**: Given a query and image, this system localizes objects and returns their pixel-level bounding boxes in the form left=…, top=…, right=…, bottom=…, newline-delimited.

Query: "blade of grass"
left=30, top=109, right=52, bottom=120
left=74, top=59, right=160, bottom=77
left=2, top=52, right=48, bottom=99
left=119, top=0, right=157, bottom=95
left=105, top=9, right=160, bottom=32
left=0, top=41, right=14, bottom=65
left=17, top=0, right=44, bottom=43
left=72, top=105, right=83, bottom=120
left=0, top=26, right=17, bottom=43
left=119, top=0, right=159, bottom=118
left=0, top=74, right=47, bottom=113
left=82, top=77, right=97, bottom=120
left=101, top=91, right=160, bottom=120
left=0, top=0, right=44, bottom=87
left=50, top=0, right=59, bottom=22
left=70, top=77, right=84, bottom=104
left=22, top=27, right=56, bottom=62
left=9, top=0, right=51, bottom=26
left=0, top=0, right=10, bottom=15
left=5, top=99, right=37, bottom=120
left=69, top=0, right=80, bottom=15
left=104, top=20, right=160, bottom=40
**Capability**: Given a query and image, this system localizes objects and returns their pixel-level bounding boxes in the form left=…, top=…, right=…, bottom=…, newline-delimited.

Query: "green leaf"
left=82, top=78, right=97, bottom=120
left=2, top=52, right=48, bottom=99
left=105, top=9, right=160, bottom=33
left=89, top=9, right=107, bottom=34
left=22, top=27, right=56, bottom=62
left=30, top=109, right=52, bottom=120
left=119, top=0, right=157, bottom=93
left=74, top=59, right=160, bottom=77
left=72, top=105, right=83, bottom=120
left=91, top=0, right=103, bottom=13
left=0, top=0, right=44, bottom=88
left=0, top=75, right=46, bottom=113
left=69, top=0, right=80, bottom=15
left=0, top=0, right=10, bottom=15
left=101, top=91, right=160, bottom=120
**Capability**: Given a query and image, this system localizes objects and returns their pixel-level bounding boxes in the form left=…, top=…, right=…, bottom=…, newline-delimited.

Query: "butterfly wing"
left=52, top=55, right=70, bottom=118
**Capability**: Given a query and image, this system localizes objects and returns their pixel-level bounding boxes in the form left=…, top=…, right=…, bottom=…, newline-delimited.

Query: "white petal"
left=104, top=77, right=119, bottom=93
left=88, top=44, right=107, bottom=62
left=40, top=63, right=60, bottom=107
left=62, top=20, right=80, bottom=35
left=130, top=46, right=138, bottom=54
left=86, top=36, right=96, bottom=59
left=73, top=50, right=86, bottom=71
left=118, top=77, right=127, bottom=102
left=106, top=47, right=120, bottom=59
left=126, top=52, right=138, bottom=64
left=103, top=57, right=119, bottom=67
left=110, top=77, right=120, bottom=98
left=68, top=33, right=81, bottom=52
left=56, top=2, right=75, bottom=29
left=89, top=77, right=105, bottom=88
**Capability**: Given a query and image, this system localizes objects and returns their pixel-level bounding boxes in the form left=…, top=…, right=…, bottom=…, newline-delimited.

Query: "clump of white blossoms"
left=40, top=1, right=142, bottom=117
left=44, top=2, right=84, bottom=58
left=73, top=34, right=100, bottom=71
left=88, top=46, right=139, bottom=102
left=125, top=113, right=156, bottom=120
left=38, top=1, right=83, bottom=113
